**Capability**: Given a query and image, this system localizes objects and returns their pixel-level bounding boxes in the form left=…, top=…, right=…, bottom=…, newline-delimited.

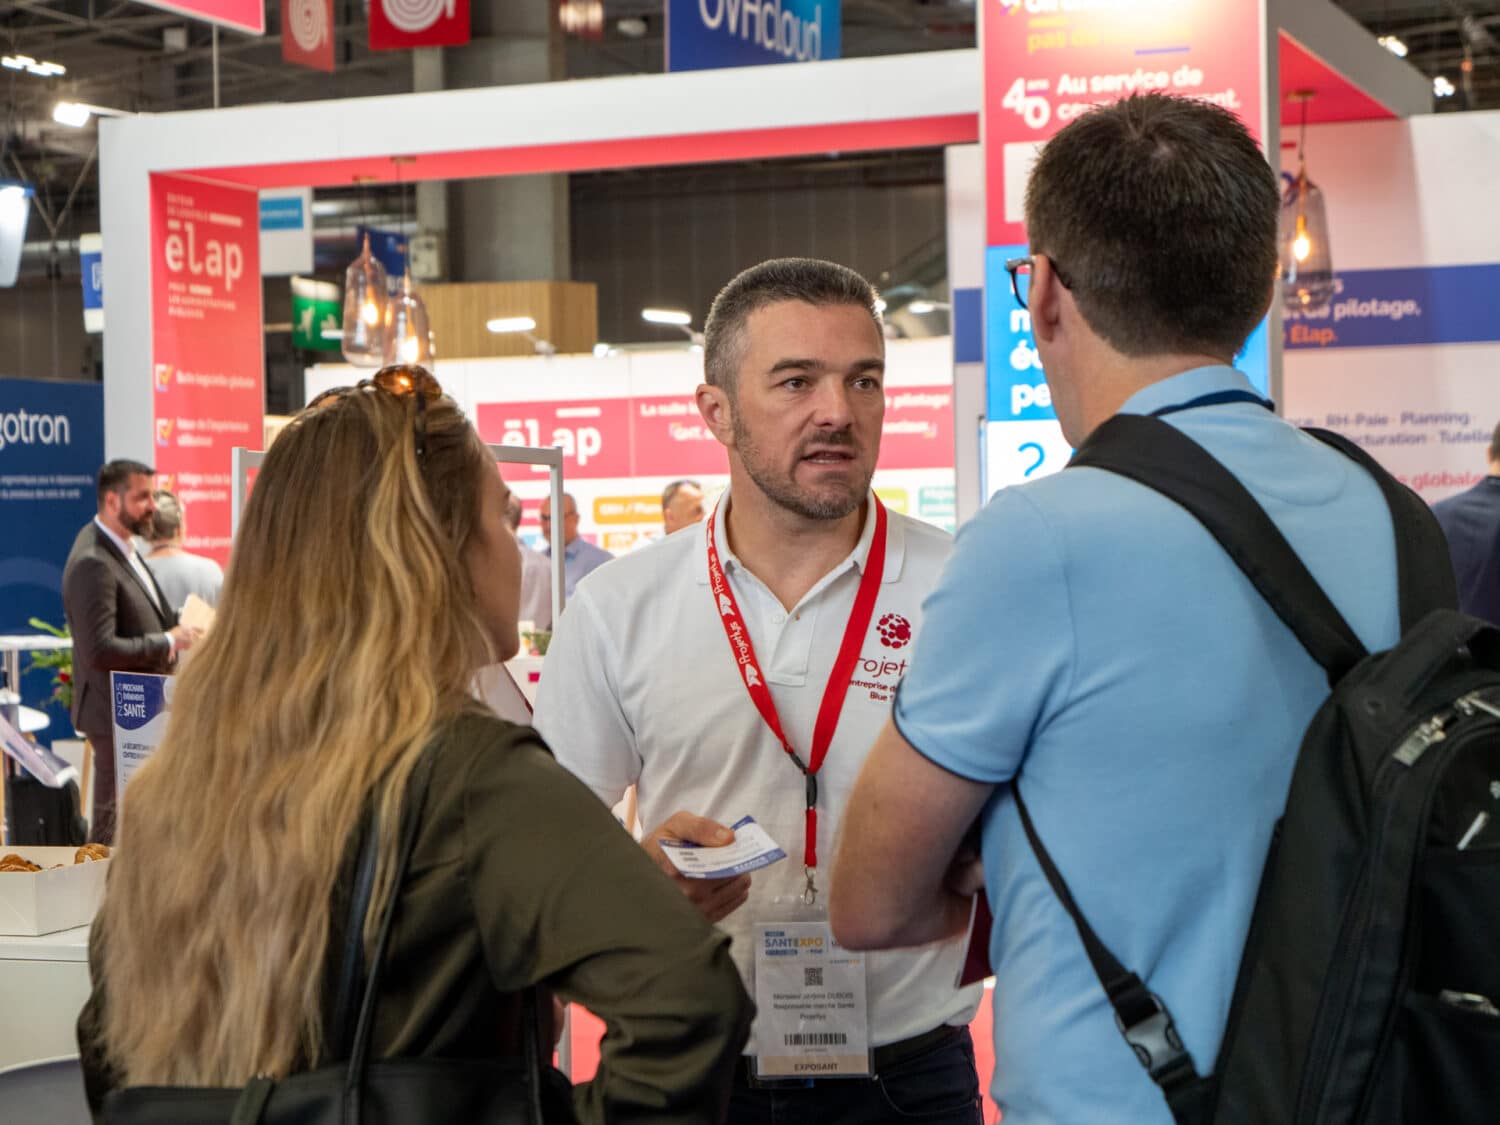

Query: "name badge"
left=752, top=920, right=871, bottom=1078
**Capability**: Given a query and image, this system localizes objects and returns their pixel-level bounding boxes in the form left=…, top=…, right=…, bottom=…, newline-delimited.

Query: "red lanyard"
left=706, top=496, right=888, bottom=872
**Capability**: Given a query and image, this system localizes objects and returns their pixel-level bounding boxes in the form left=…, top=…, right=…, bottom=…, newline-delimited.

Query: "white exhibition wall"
left=305, top=336, right=958, bottom=554
left=1280, top=110, right=1500, bottom=502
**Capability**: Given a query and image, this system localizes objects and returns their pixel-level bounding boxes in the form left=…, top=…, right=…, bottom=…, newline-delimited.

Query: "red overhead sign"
left=369, top=0, right=470, bottom=50
left=134, top=0, right=265, bottom=35
left=282, top=0, right=335, bottom=72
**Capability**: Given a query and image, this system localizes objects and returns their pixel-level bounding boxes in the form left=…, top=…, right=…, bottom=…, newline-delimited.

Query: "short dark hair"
left=1490, top=421, right=1500, bottom=462
left=703, top=258, right=882, bottom=395
left=662, top=479, right=700, bottom=511
left=1024, top=93, right=1279, bottom=359
left=97, top=459, right=154, bottom=506
left=149, top=490, right=183, bottom=542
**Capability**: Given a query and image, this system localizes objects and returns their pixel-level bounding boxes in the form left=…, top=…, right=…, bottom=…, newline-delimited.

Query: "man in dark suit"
left=1432, top=421, right=1500, bottom=627
left=62, top=460, right=200, bottom=842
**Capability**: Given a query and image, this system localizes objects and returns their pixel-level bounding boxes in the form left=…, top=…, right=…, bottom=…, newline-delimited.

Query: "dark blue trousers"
left=727, top=1025, right=983, bottom=1125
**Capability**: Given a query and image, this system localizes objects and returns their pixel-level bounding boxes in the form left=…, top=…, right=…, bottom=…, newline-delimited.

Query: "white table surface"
left=0, top=924, right=90, bottom=962
left=0, top=924, right=91, bottom=1069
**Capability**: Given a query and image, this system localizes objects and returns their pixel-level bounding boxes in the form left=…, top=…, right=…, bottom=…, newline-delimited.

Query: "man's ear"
left=697, top=383, right=735, bottom=449
left=1030, top=255, right=1065, bottom=345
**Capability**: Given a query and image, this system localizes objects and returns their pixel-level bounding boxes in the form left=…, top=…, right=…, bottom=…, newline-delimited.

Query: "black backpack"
left=1016, top=413, right=1500, bottom=1124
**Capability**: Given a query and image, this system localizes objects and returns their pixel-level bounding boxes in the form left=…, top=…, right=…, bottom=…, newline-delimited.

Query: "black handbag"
left=103, top=749, right=577, bottom=1124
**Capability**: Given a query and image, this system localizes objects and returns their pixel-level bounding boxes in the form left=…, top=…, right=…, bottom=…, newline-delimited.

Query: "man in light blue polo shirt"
left=829, top=95, right=1402, bottom=1124
left=540, top=491, right=614, bottom=597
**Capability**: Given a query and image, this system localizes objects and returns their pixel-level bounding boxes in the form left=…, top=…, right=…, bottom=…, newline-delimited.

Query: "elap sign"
left=667, top=0, right=840, bottom=73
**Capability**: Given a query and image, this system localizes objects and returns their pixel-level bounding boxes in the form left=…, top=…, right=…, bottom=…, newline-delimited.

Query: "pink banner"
left=134, top=0, right=265, bottom=35
left=151, top=174, right=263, bottom=567
left=476, top=389, right=952, bottom=480
left=984, top=0, right=1264, bottom=246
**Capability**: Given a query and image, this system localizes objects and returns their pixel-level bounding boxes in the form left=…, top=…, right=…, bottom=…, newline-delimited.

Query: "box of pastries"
left=0, top=845, right=111, bottom=936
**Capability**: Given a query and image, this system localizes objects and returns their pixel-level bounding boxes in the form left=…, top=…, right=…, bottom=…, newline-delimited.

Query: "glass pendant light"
left=1279, top=91, right=1336, bottom=314
left=341, top=226, right=388, bottom=366
left=384, top=269, right=433, bottom=366
left=381, top=156, right=434, bottom=367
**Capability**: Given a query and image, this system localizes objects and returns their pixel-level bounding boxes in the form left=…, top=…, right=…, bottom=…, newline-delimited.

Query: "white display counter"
left=0, top=925, right=90, bottom=1069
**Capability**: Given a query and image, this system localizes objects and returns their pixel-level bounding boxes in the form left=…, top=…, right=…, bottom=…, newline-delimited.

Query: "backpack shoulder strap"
left=1302, top=427, right=1458, bottom=626
left=1069, top=413, right=1367, bottom=683
left=1015, top=788, right=1214, bottom=1122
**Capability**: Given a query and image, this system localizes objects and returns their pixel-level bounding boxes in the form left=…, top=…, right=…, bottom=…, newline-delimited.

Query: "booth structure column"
left=415, top=0, right=571, bottom=284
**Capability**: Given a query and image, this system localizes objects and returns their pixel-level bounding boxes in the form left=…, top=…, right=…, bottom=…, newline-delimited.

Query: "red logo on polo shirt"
left=877, top=613, right=912, bottom=649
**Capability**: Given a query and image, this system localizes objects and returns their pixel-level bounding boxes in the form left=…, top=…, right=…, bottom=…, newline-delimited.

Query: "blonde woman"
left=78, top=367, right=751, bottom=1122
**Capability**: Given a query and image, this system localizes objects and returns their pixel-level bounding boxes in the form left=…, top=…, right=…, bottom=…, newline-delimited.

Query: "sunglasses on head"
left=308, top=364, right=444, bottom=461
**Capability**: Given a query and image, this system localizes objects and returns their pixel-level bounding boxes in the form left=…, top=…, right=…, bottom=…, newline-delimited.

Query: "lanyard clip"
left=802, top=865, right=817, bottom=906
left=805, top=772, right=818, bottom=810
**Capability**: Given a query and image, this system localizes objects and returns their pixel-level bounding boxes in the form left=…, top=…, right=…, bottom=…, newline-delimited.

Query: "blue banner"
left=259, top=195, right=305, bottom=232
left=667, top=0, right=840, bottom=72
left=1283, top=264, right=1500, bottom=350
left=0, top=379, right=104, bottom=741
left=983, top=245, right=1270, bottom=422
left=357, top=225, right=407, bottom=284
left=81, top=250, right=102, bottom=311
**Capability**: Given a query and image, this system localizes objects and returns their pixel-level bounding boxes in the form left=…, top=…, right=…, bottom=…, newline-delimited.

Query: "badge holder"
left=749, top=871, right=873, bottom=1085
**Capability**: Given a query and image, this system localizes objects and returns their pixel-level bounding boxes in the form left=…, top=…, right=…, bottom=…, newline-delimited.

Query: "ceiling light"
left=488, top=316, right=537, bottom=334
left=1279, top=90, right=1336, bottom=314
left=341, top=231, right=388, bottom=366
left=5, top=55, right=67, bottom=77
left=618, top=16, right=648, bottom=37
left=642, top=307, right=692, bottom=326
left=53, top=102, right=91, bottom=127
left=383, top=272, right=433, bottom=367
left=1434, top=76, right=1456, bottom=98
left=1377, top=36, right=1408, bottom=59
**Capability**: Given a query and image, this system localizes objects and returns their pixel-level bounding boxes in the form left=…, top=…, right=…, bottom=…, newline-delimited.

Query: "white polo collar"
left=694, top=486, right=906, bottom=589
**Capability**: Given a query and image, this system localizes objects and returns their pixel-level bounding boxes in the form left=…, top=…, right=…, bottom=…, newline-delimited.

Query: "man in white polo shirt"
left=534, top=258, right=982, bottom=1124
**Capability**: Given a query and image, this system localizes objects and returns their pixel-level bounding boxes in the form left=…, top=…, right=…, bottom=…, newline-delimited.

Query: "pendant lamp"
left=1279, top=91, right=1336, bottom=314
left=381, top=156, right=434, bottom=367
left=384, top=269, right=434, bottom=366
left=341, top=232, right=388, bottom=366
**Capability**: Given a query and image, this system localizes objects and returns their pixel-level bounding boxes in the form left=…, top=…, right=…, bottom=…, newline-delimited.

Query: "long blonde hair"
left=94, top=378, right=496, bottom=1085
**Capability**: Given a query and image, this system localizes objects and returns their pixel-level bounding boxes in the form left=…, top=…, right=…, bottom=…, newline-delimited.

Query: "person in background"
left=145, top=489, right=224, bottom=612
left=1431, top=421, right=1500, bottom=625
left=535, top=259, right=983, bottom=1125
left=62, top=460, right=199, bottom=844
left=829, top=94, right=1404, bottom=1125
left=506, top=493, right=553, bottom=631
left=539, top=491, right=613, bottom=597
left=661, top=479, right=707, bottom=536
left=78, top=366, right=751, bottom=1124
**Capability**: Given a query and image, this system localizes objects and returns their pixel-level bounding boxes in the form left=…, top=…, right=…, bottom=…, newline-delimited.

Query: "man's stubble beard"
left=730, top=411, right=871, bottom=523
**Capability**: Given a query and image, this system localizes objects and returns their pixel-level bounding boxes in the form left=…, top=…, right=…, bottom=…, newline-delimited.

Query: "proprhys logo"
left=877, top=613, right=912, bottom=649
